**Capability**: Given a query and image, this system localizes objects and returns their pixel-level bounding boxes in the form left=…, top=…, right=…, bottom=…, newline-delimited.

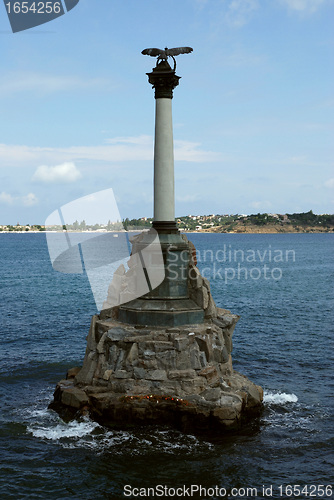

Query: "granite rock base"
left=49, top=308, right=263, bottom=434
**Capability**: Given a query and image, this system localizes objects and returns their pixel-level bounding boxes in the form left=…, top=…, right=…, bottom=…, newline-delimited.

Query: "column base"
left=118, top=298, right=204, bottom=327
left=152, top=220, right=179, bottom=234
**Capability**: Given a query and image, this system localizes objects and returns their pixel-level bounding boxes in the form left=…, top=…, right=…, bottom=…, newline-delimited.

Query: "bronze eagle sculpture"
left=141, top=46, right=193, bottom=70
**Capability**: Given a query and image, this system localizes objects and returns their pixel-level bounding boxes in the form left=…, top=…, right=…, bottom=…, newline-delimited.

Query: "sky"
left=0, top=0, right=333, bottom=225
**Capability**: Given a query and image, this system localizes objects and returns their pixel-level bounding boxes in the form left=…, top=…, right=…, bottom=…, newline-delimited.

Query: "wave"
left=27, top=417, right=100, bottom=441
left=263, top=391, right=298, bottom=405
left=27, top=410, right=214, bottom=455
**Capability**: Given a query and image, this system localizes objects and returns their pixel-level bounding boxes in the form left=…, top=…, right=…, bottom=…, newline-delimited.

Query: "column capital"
left=147, top=60, right=181, bottom=99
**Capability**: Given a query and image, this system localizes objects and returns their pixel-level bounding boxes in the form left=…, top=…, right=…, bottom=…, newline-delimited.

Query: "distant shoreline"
left=2, top=211, right=333, bottom=234
left=0, top=228, right=333, bottom=235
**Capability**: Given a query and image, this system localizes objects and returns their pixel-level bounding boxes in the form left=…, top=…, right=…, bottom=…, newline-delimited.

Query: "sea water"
left=0, top=233, right=333, bottom=499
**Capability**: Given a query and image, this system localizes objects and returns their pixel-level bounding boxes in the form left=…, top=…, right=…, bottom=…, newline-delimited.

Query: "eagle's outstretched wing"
left=141, top=47, right=193, bottom=58
left=166, top=47, right=193, bottom=56
left=141, top=48, right=164, bottom=57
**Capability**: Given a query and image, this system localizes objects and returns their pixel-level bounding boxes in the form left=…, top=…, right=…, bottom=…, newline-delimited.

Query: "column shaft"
left=154, top=98, right=175, bottom=222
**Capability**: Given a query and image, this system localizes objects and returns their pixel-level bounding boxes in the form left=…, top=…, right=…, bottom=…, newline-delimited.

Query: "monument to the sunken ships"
left=50, top=48, right=263, bottom=433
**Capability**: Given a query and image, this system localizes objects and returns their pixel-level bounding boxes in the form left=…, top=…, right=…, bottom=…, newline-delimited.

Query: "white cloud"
left=194, top=0, right=209, bottom=10
left=0, top=73, right=112, bottom=96
left=32, top=162, right=82, bottom=184
left=175, top=140, right=221, bottom=162
left=0, top=137, right=221, bottom=166
left=279, top=0, right=327, bottom=13
left=226, top=0, right=259, bottom=27
left=0, top=191, right=38, bottom=206
left=106, top=135, right=152, bottom=146
left=220, top=47, right=266, bottom=67
left=324, top=178, right=334, bottom=188
left=0, top=192, right=14, bottom=205
left=22, top=193, right=38, bottom=206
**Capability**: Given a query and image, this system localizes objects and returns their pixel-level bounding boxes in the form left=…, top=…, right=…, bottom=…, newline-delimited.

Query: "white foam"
left=28, top=418, right=100, bottom=441
left=28, top=408, right=51, bottom=419
left=263, top=391, right=298, bottom=405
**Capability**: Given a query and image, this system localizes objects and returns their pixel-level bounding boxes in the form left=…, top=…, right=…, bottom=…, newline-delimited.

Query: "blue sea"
left=0, top=232, right=333, bottom=500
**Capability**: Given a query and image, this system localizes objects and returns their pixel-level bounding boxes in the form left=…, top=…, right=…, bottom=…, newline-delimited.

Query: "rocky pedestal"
left=50, top=237, right=263, bottom=434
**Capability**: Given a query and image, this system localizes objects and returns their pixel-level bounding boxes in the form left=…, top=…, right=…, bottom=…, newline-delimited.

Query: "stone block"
left=92, top=378, right=108, bottom=387
left=219, top=355, right=233, bottom=375
left=175, top=350, right=191, bottom=370
left=152, top=331, right=170, bottom=341
left=199, top=351, right=207, bottom=368
left=212, top=345, right=229, bottom=364
left=216, top=312, right=239, bottom=328
left=212, top=406, right=237, bottom=422
left=173, top=336, right=189, bottom=352
left=199, top=366, right=219, bottom=386
left=108, top=344, right=119, bottom=369
left=110, top=379, right=135, bottom=393
left=212, top=318, right=225, bottom=328
left=212, top=346, right=223, bottom=363
left=95, top=353, right=107, bottom=379
left=138, top=357, right=158, bottom=370
left=144, top=370, right=167, bottom=381
left=156, top=350, right=177, bottom=370
left=133, top=367, right=147, bottom=379
left=103, top=369, right=113, bottom=381
left=205, top=294, right=217, bottom=319
left=157, top=381, right=184, bottom=397
left=115, top=349, right=125, bottom=371
left=195, top=336, right=212, bottom=362
left=154, top=341, right=175, bottom=352
left=244, top=384, right=263, bottom=409
left=61, top=387, right=89, bottom=409
left=142, top=349, right=156, bottom=360
left=168, top=369, right=196, bottom=380
left=137, top=341, right=156, bottom=354
left=125, top=342, right=139, bottom=368
left=86, top=315, right=98, bottom=351
left=189, top=345, right=202, bottom=370
left=200, top=387, right=221, bottom=401
left=223, top=328, right=233, bottom=354
left=114, top=370, right=131, bottom=379
left=107, top=327, right=129, bottom=342
left=180, top=377, right=206, bottom=394
left=213, top=330, right=224, bottom=346
left=256, top=385, right=264, bottom=402
left=74, top=351, right=97, bottom=385
left=219, top=393, right=243, bottom=412
left=58, top=379, right=73, bottom=389
left=221, top=346, right=229, bottom=363
left=124, top=335, right=152, bottom=343
left=131, top=381, right=151, bottom=394
left=66, top=367, right=81, bottom=380
left=96, top=332, right=107, bottom=354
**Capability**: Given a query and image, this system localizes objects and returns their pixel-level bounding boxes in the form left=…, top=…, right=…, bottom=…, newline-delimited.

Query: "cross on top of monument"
left=141, top=46, right=193, bottom=71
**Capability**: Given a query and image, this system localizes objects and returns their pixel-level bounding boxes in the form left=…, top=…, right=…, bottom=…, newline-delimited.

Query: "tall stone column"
left=148, top=60, right=180, bottom=233
left=118, top=59, right=204, bottom=326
